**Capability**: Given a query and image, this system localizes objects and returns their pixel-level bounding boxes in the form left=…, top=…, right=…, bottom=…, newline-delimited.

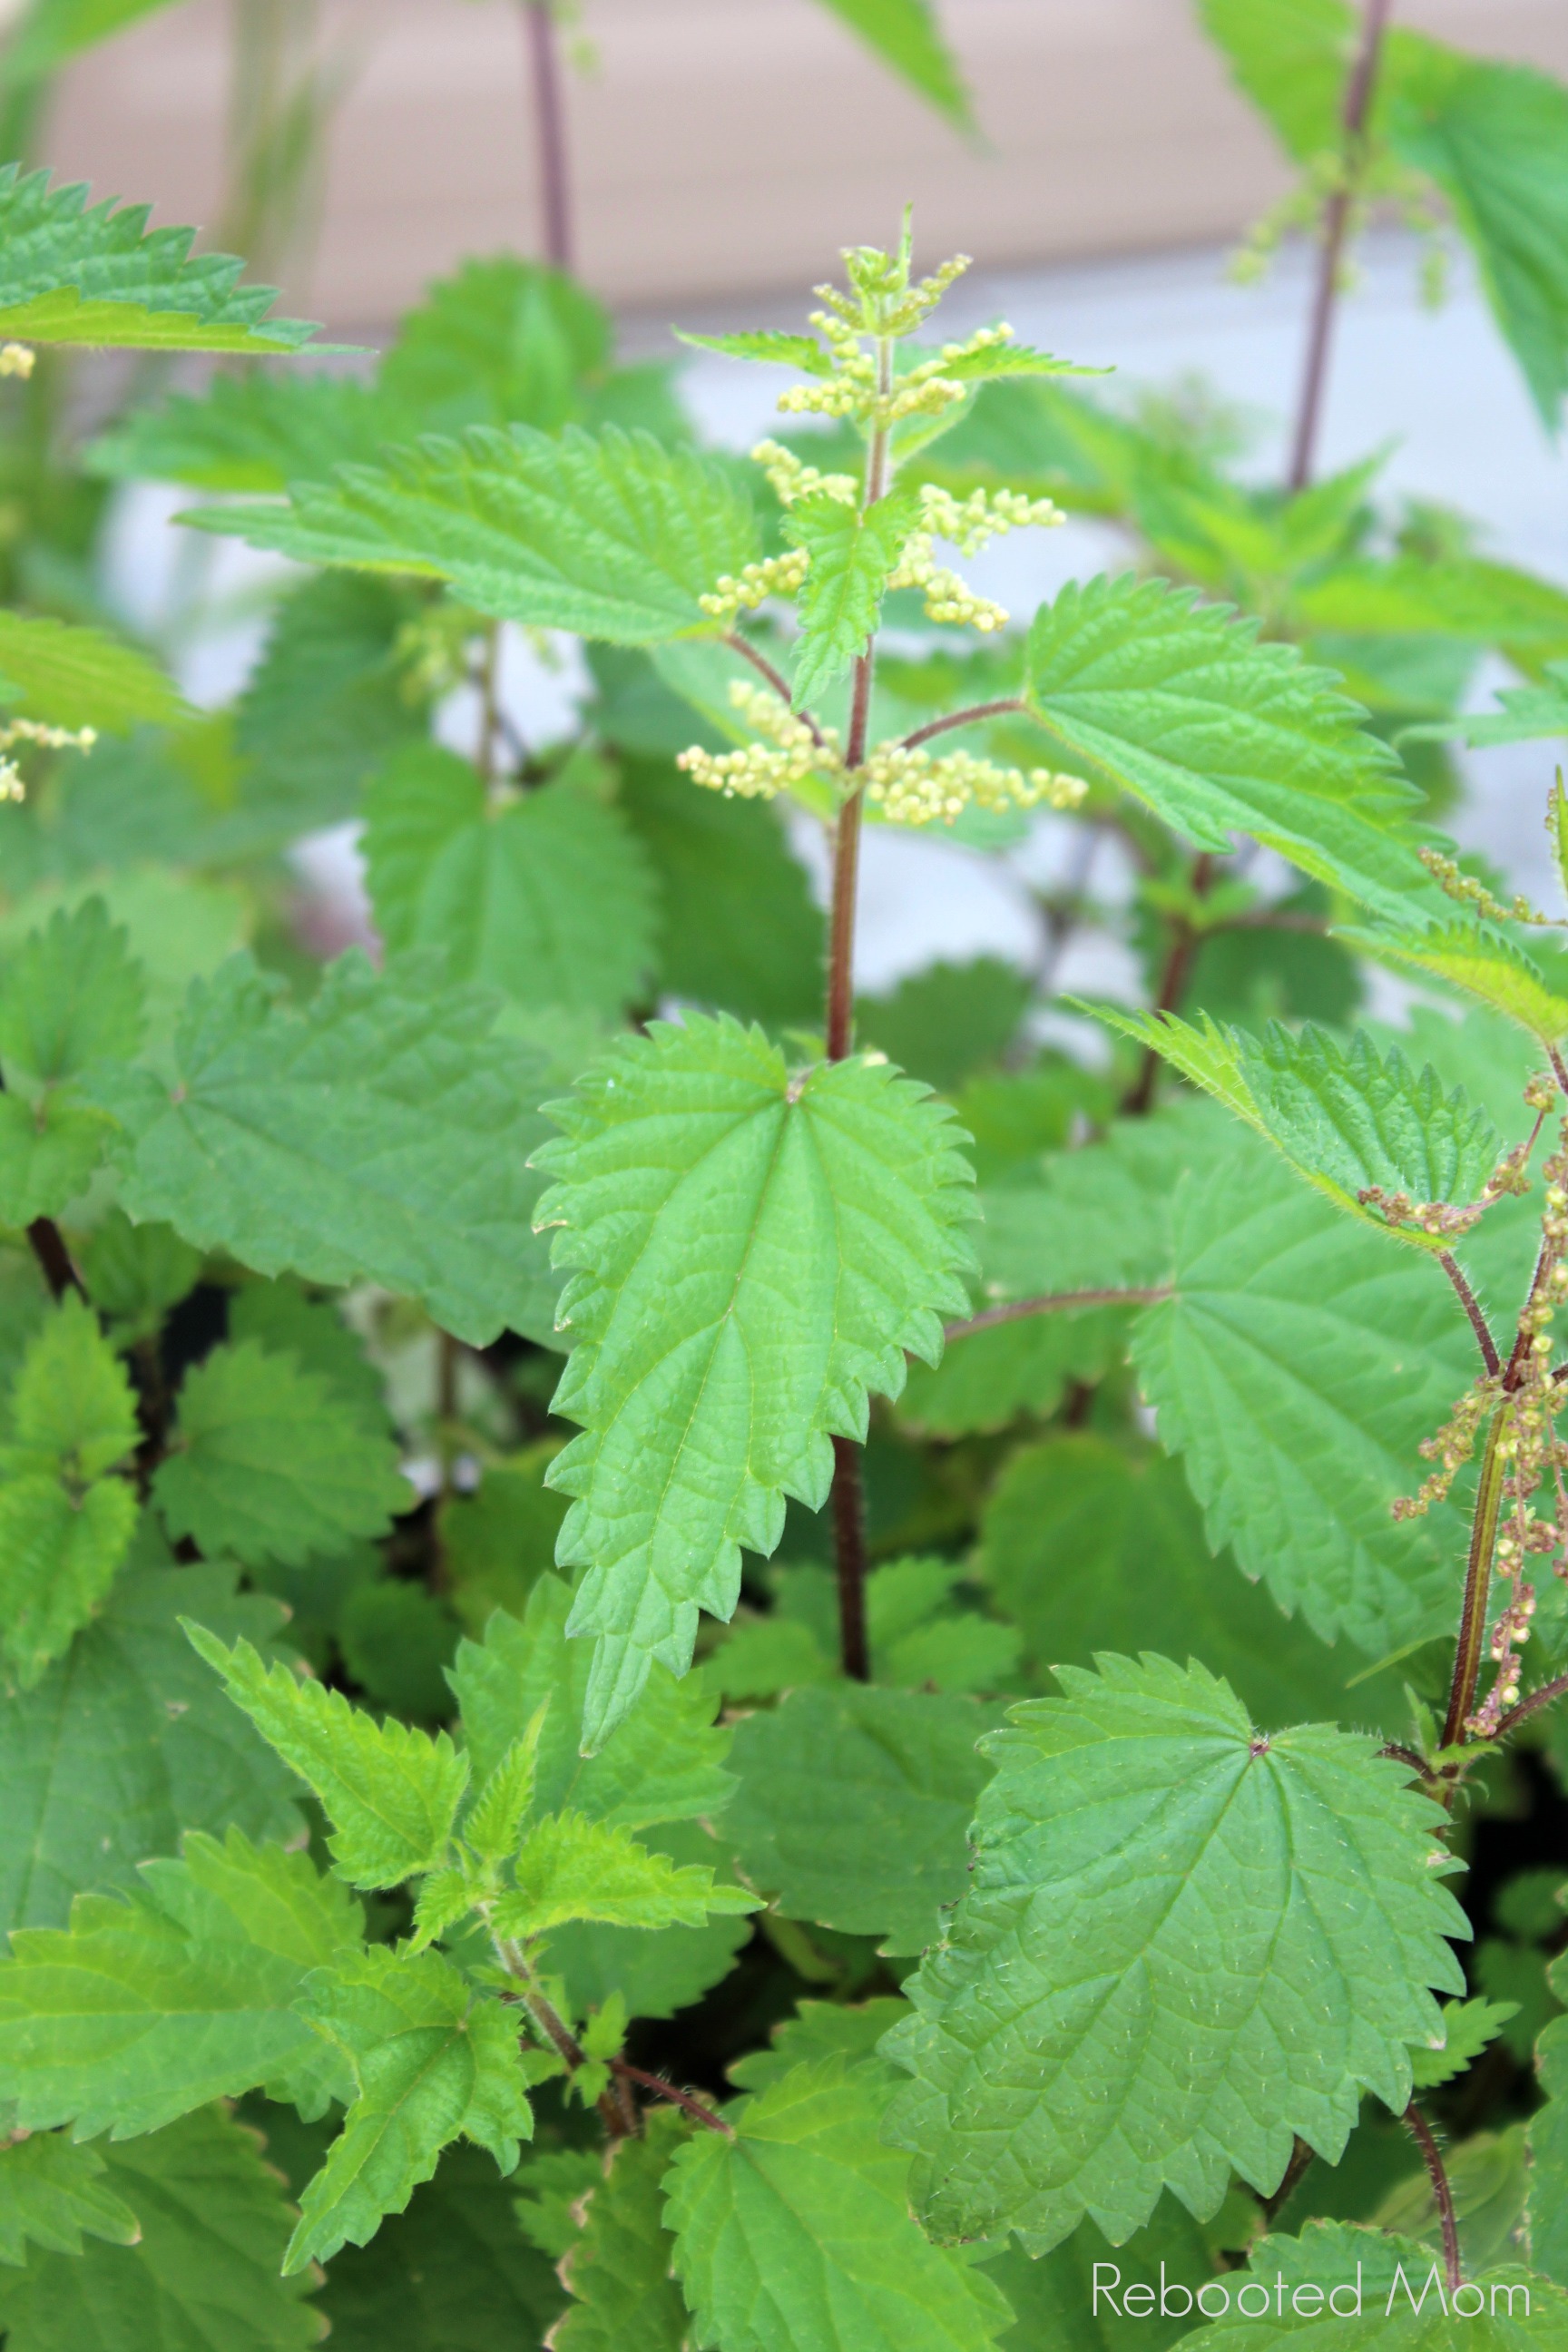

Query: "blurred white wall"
left=38, top=0, right=1568, bottom=327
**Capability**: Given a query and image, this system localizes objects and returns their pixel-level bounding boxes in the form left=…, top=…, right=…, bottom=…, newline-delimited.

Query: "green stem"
left=1440, top=1402, right=1508, bottom=1751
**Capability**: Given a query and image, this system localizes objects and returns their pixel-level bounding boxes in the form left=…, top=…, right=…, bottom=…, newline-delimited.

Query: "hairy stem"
left=492, top=1927, right=634, bottom=2137
left=1379, top=1740, right=1446, bottom=1798
left=1122, top=851, right=1215, bottom=1115
left=899, top=697, right=1027, bottom=752
left=1441, top=1401, right=1508, bottom=1751
left=946, top=1287, right=1173, bottom=1340
left=612, top=2060, right=733, bottom=2136
left=1404, top=2102, right=1463, bottom=2295
left=1287, top=0, right=1394, bottom=490
left=824, top=340, right=893, bottom=1680
left=522, top=0, right=573, bottom=270
left=1494, top=1671, right=1568, bottom=1741
left=1437, top=1251, right=1501, bottom=1377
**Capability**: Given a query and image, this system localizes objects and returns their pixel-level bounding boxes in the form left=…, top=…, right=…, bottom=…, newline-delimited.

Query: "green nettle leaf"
left=966, top=1099, right=1222, bottom=1304
left=666, top=2055, right=1014, bottom=2352
left=1024, top=573, right=1429, bottom=922
left=0, top=1827, right=362, bottom=2137
left=897, top=1307, right=1127, bottom=1439
left=90, top=258, right=621, bottom=493
left=86, top=950, right=564, bottom=1348
left=364, top=747, right=659, bottom=1018
left=534, top=1014, right=975, bottom=1747
left=0, top=1477, right=138, bottom=1694
left=448, top=1573, right=737, bottom=1831
left=0, top=1293, right=141, bottom=1686
left=3, top=868, right=248, bottom=1082
left=1347, top=922, right=1568, bottom=1050
left=726, top=1684, right=1000, bottom=1955
left=1408, top=1996, right=1518, bottom=2091
left=1, top=0, right=188, bottom=85
left=0, top=612, right=187, bottom=733
left=377, top=252, right=612, bottom=434
left=617, top=753, right=826, bottom=1030
left=810, top=0, right=973, bottom=130
left=1131, top=1130, right=1477, bottom=1655
left=1290, top=555, right=1568, bottom=655
left=981, top=2200, right=1219, bottom=2352
left=0, top=2133, right=140, bottom=2265
left=1532, top=1954, right=1568, bottom=2287
left=1395, top=56, right=1568, bottom=433
left=0, top=897, right=148, bottom=1227
left=88, top=369, right=402, bottom=495
left=728, top=1996, right=911, bottom=2094
left=0, top=1553, right=306, bottom=1935
left=977, top=1435, right=1409, bottom=1735
left=881, top=1655, right=1467, bottom=2251
left=153, top=1339, right=412, bottom=1569
left=79, top=1213, right=201, bottom=1347
left=185, top=1629, right=469, bottom=1888
left=230, top=573, right=431, bottom=852
left=1196, top=0, right=1350, bottom=163
left=1, top=1293, right=137, bottom=1493
left=546, top=1818, right=755, bottom=2024
left=0, top=164, right=318, bottom=351
left=1176, top=2217, right=1567, bottom=2346
left=185, top=426, right=760, bottom=645
left=227, top=1279, right=390, bottom=1438
left=338, top=1582, right=460, bottom=1724
left=1094, top=1013, right=1500, bottom=1250
left=858, top=957, right=1034, bottom=1095
left=1426, top=658, right=1568, bottom=750
left=719, top=1555, right=1019, bottom=1701
left=0, top=2106, right=327, bottom=2351
left=787, top=487, right=919, bottom=707
left=494, top=1810, right=759, bottom=1937
left=553, top=2107, right=691, bottom=2352
left=286, top=1948, right=534, bottom=2272
left=315, top=2142, right=565, bottom=2351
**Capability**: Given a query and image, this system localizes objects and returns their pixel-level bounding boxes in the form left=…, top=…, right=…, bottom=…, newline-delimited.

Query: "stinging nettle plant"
left=4, top=0, right=1568, bottom=2342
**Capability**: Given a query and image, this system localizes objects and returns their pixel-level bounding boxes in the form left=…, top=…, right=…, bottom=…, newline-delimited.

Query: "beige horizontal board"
left=43, top=0, right=1568, bottom=326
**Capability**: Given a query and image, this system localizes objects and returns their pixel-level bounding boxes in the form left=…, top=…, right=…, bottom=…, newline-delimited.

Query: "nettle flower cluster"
left=0, top=716, right=97, bottom=803
left=680, top=678, right=1084, bottom=828
left=678, top=239, right=1087, bottom=828
left=1395, top=1074, right=1568, bottom=1734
